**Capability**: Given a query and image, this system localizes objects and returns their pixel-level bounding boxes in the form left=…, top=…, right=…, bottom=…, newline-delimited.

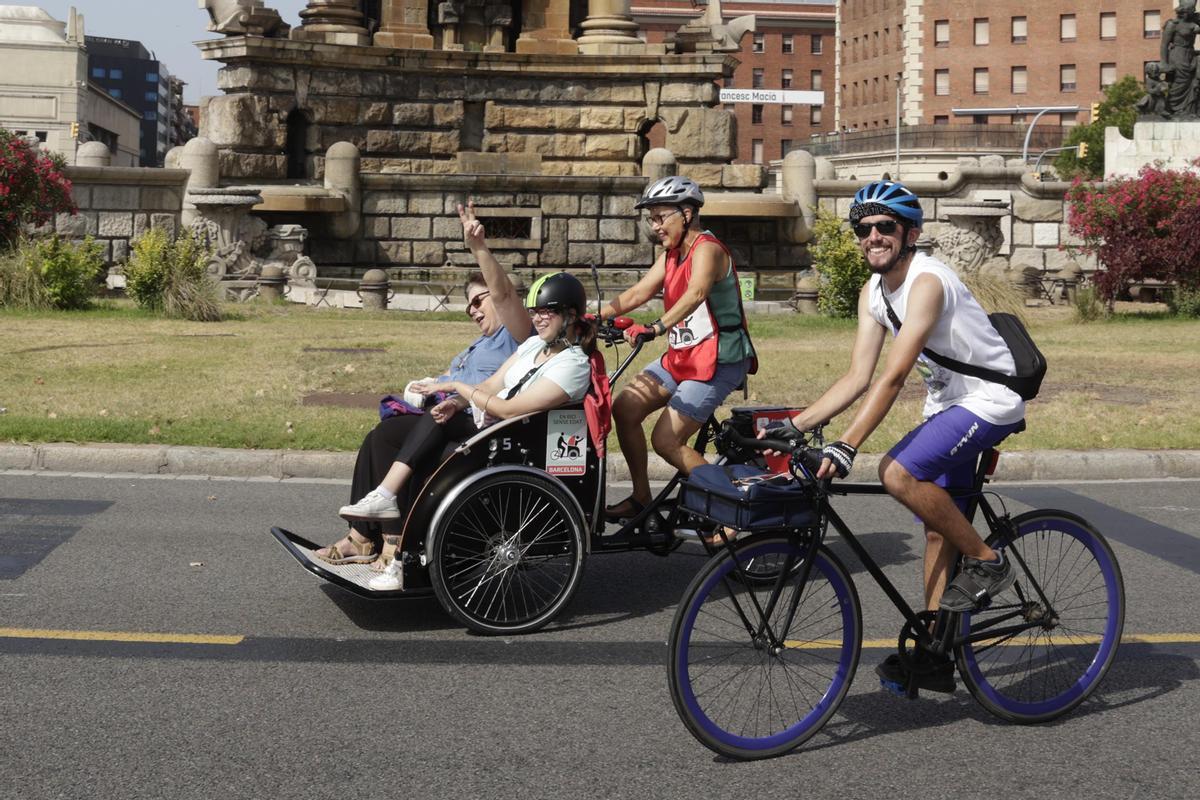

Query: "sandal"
left=701, top=526, right=740, bottom=550
left=605, top=496, right=647, bottom=522
left=368, top=535, right=400, bottom=573
left=315, top=531, right=377, bottom=565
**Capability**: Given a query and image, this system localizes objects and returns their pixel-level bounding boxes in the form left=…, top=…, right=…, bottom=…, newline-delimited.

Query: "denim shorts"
left=642, top=357, right=751, bottom=423
left=888, top=406, right=1024, bottom=513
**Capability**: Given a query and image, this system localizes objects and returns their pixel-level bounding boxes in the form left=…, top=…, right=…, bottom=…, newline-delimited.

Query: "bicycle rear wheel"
left=956, top=510, right=1125, bottom=723
left=667, top=536, right=861, bottom=760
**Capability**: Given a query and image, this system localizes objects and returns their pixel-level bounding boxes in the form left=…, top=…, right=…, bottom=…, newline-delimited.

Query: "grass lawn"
left=2, top=301, right=1198, bottom=452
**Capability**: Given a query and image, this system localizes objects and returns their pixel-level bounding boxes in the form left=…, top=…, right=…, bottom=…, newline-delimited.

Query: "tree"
left=1052, top=76, right=1142, bottom=180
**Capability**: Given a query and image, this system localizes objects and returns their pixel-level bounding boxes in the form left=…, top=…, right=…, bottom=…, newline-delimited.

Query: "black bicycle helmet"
left=525, top=271, right=587, bottom=317
left=635, top=175, right=706, bottom=210
left=848, top=180, right=924, bottom=228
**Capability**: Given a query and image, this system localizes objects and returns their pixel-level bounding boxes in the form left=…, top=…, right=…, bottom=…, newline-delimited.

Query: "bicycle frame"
left=718, top=446, right=1063, bottom=662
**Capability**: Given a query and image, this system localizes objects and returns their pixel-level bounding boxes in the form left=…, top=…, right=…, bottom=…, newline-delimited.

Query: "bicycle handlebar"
left=719, top=424, right=826, bottom=484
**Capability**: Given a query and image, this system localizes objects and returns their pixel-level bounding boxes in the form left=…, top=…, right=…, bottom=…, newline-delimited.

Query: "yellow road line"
left=786, top=633, right=1200, bottom=650
left=0, top=627, right=244, bottom=646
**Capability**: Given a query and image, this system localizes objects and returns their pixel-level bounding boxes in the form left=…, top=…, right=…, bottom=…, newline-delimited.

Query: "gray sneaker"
left=939, top=552, right=1016, bottom=612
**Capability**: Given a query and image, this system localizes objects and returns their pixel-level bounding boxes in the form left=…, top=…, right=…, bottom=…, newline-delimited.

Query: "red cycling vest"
left=661, top=232, right=757, bottom=383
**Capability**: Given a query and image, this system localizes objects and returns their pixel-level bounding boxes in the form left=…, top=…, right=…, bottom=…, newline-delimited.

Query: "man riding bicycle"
left=772, top=179, right=1025, bottom=692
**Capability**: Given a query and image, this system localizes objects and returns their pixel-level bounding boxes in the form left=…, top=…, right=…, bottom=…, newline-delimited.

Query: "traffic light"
left=69, top=121, right=79, bottom=139
left=1077, top=141, right=1089, bottom=159
left=1090, top=102, right=1101, bottom=122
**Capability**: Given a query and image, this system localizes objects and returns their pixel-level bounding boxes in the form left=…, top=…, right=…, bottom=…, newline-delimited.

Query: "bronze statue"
left=1150, top=1, right=1200, bottom=119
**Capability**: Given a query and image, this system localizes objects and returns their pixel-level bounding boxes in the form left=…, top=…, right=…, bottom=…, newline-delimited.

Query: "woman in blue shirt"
left=315, top=202, right=533, bottom=565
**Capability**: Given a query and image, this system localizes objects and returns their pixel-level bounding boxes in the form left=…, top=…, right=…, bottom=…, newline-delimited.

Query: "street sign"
left=719, top=89, right=824, bottom=105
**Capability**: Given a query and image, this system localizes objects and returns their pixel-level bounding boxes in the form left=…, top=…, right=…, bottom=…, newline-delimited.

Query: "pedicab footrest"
left=681, top=465, right=819, bottom=530
left=270, top=526, right=420, bottom=598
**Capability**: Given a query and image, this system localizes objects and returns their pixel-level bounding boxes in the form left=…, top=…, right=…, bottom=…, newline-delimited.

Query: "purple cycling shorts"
left=888, top=406, right=1023, bottom=514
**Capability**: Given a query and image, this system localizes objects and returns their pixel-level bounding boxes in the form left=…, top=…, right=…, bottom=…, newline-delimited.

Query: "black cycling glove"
left=764, top=418, right=805, bottom=446
left=821, top=441, right=857, bottom=478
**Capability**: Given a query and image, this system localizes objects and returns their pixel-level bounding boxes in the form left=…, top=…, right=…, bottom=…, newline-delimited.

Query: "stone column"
left=576, top=0, right=644, bottom=54
left=374, top=0, right=434, bottom=49
left=291, top=0, right=371, bottom=46
left=515, top=0, right=577, bottom=55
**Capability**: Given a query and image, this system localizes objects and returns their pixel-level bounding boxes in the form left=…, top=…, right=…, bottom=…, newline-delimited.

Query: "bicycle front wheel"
left=667, top=536, right=862, bottom=760
left=957, top=510, right=1125, bottom=723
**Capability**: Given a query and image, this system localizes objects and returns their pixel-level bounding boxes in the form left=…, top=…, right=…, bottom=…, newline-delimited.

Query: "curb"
left=3, top=442, right=1200, bottom=482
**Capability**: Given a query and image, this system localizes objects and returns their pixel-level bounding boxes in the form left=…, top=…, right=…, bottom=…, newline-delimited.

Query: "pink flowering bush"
left=0, top=128, right=77, bottom=248
left=1066, top=160, right=1200, bottom=307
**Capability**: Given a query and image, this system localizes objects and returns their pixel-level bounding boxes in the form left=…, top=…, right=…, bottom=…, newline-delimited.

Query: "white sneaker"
left=367, top=558, right=403, bottom=591
left=339, top=490, right=400, bottom=521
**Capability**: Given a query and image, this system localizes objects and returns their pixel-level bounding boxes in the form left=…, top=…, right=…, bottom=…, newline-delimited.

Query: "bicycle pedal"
left=879, top=678, right=909, bottom=698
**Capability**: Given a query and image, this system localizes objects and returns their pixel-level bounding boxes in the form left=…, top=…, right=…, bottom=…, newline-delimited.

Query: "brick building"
left=634, top=0, right=837, bottom=164
left=839, top=0, right=1174, bottom=132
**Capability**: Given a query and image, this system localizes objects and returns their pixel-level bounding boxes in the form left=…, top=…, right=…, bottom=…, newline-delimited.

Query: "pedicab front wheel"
left=429, top=471, right=587, bottom=635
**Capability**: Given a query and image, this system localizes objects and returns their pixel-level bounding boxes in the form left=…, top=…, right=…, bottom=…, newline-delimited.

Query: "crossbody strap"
left=878, top=282, right=1017, bottom=389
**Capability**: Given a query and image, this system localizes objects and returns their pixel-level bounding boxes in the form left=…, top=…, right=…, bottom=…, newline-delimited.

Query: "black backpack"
left=880, top=285, right=1047, bottom=401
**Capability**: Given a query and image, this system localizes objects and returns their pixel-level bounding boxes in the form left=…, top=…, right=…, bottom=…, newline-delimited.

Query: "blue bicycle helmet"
left=848, top=180, right=924, bottom=228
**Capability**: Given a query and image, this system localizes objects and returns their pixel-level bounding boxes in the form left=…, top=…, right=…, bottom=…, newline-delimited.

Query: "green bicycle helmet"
left=525, top=272, right=587, bottom=317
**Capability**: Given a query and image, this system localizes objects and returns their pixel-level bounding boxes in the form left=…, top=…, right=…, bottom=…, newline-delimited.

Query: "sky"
left=19, top=0, right=310, bottom=104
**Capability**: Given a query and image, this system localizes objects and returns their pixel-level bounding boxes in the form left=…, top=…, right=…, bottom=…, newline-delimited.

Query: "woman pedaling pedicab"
left=599, top=175, right=757, bottom=522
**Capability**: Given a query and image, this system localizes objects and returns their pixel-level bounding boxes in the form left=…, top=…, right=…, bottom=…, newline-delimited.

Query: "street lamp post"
left=950, top=106, right=1080, bottom=164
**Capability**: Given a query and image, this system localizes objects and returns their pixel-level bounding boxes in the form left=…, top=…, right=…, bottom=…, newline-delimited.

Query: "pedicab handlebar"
left=595, top=316, right=654, bottom=385
left=716, top=422, right=828, bottom=488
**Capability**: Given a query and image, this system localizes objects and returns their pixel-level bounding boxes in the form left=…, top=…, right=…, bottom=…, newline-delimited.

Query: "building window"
left=973, top=114, right=988, bottom=125
left=110, top=68, right=123, bottom=80
left=781, top=139, right=792, bottom=157
left=91, top=67, right=105, bottom=78
left=782, top=69, right=793, bottom=89
left=782, top=105, right=793, bottom=125
left=1061, top=112, right=1079, bottom=127
left=934, top=19, right=949, bottom=47
left=1011, top=113, right=1027, bottom=124
left=752, top=139, right=763, bottom=164
left=974, top=18, right=989, bottom=45
left=751, top=104, right=763, bottom=124
left=935, top=69, right=949, bottom=96
left=144, top=110, right=158, bottom=120
left=1060, top=14, right=1076, bottom=41
left=1100, top=12, right=1117, bottom=40
left=109, top=88, right=122, bottom=99
left=145, top=91, right=159, bottom=102
left=752, top=68, right=764, bottom=89
left=1061, top=64, right=1077, bottom=92
left=934, top=115, right=949, bottom=124
left=811, top=70, right=823, bottom=91
left=146, top=72, right=159, bottom=83
left=974, top=68, right=989, bottom=94
left=1100, top=62, right=1117, bottom=87
left=811, top=34, right=823, bottom=54
left=1012, top=66, right=1028, bottom=94
left=810, top=106, right=822, bottom=125
left=752, top=32, right=764, bottom=53
left=1145, top=11, right=1162, bottom=38
left=1012, top=16, right=1027, bottom=43
left=782, top=34, right=793, bottom=54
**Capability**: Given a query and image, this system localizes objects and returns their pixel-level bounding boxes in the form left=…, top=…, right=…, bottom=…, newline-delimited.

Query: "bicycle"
left=666, top=425, right=1126, bottom=760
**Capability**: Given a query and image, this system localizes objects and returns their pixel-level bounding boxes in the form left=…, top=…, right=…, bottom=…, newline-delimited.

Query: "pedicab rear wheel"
left=429, top=471, right=586, bottom=635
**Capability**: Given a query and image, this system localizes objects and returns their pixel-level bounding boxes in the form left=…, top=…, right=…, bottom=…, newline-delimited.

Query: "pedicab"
left=273, top=316, right=800, bottom=635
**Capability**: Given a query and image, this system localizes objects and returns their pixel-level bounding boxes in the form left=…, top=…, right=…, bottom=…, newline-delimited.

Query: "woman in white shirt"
left=331, top=271, right=595, bottom=575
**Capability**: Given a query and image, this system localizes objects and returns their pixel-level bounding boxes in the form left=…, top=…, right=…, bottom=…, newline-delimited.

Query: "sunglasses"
left=529, top=306, right=562, bottom=318
left=467, top=291, right=490, bottom=311
left=646, top=209, right=683, bottom=227
left=852, top=219, right=900, bottom=238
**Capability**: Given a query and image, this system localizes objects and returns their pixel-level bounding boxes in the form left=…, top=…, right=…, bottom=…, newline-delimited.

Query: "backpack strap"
left=878, top=282, right=1020, bottom=391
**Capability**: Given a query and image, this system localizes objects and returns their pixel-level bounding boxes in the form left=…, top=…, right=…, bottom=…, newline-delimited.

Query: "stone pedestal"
left=576, top=0, right=644, bottom=55
left=373, top=0, right=434, bottom=49
left=515, top=0, right=577, bottom=54
left=291, top=0, right=370, bottom=46
left=1105, top=121, right=1200, bottom=178
left=933, top=199, right=1009, bottom=275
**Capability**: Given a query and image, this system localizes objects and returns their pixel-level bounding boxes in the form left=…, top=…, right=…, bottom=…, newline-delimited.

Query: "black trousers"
left=348, top=412, right=477, bottom=542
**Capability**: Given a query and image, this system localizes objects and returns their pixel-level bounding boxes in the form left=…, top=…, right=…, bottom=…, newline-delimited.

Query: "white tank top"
left=867, top=253, right=1025, bottom=425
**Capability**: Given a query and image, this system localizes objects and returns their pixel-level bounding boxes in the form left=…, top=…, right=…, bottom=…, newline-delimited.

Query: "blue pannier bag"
left=682, top=464, right=819, bottom=530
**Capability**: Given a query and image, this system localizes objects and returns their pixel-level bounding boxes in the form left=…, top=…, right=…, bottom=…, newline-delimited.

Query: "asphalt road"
left=2, top=473, right=1198, bottom=800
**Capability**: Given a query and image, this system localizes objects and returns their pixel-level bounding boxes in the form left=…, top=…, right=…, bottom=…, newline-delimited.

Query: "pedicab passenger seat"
left=681, top=464, right=820, bottom=531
